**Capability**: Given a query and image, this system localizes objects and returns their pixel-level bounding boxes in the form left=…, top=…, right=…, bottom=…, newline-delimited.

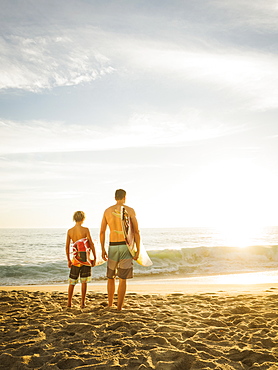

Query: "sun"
left=194, top=158, right=277, bottom=232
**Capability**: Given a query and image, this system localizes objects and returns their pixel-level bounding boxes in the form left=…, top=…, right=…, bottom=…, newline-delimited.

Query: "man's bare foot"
left=105, top=306, right=115, bottom=311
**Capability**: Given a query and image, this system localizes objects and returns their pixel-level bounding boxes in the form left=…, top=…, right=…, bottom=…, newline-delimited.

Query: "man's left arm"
left=131, top=211, right=140, bottom=260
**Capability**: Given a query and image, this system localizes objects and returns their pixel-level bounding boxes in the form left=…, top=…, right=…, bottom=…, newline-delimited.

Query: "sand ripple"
left=1, top=290, right=278, bottom=369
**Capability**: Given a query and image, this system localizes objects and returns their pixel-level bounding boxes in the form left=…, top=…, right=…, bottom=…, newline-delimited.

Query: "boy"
left=66, top=211, right=96, bottom=308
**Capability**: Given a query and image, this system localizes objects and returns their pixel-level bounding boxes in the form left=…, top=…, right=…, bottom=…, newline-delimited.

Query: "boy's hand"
left=91, top=259, right=96, bottom=267
left=68, top=260, right=72, bottom=268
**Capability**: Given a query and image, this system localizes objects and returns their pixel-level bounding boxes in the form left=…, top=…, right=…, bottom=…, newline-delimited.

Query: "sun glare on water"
left=210, top=271, right=278, bottom=285
left=216, top=223, right=265, bottom=248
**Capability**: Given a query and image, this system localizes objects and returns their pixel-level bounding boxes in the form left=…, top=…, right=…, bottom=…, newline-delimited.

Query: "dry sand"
left=1, top=281, right=278, bottom=369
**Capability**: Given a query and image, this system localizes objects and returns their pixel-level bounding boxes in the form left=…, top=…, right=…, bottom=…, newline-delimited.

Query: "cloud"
left=212, top=0, right=278, bottom=31
left=1, top=0, right=277, bottom=111
left=3, top=27, right=277, bottom=110
left=126, top=111, right=244, bottom=145
left=114, top=36, right=278, bottom=111
left=0, top=33, right=114, bottom=91
left=0, top=115, right=245, bottom=155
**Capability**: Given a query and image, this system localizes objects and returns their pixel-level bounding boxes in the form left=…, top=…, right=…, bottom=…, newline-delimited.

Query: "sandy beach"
left=1, top=279, right=278, bottom=370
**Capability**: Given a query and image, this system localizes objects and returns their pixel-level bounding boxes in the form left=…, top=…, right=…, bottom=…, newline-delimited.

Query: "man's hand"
left=133, top=251, right=139, bottom=261
left=67, top=260, right=72, bottom=268
left=102, top=250, right=108, bottom=261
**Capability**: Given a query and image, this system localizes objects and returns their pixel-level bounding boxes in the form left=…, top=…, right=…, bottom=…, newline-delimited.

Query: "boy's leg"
left=67, top=284, right=75, bottom=307
left=117, top=278, right=126, bottom=311
left=68, top=265, right=79, bottom=307
left=81, top=282, right=87, bottom=308
left=79, top=265, right=91, bottom=308
left=107, top=278, right=115, bottom=307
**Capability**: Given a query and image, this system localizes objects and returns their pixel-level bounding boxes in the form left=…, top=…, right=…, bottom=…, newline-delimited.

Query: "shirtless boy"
left=66, top=211, right=96, bottom=308
left=100, top=189, right=140, bottom=311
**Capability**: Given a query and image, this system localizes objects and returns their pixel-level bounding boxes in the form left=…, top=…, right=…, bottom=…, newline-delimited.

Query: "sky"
left=1, top=0, right=278, bottom=230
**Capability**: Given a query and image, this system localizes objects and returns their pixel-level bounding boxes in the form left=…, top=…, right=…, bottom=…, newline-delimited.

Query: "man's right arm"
left=100, top=213, right=108, bottom=261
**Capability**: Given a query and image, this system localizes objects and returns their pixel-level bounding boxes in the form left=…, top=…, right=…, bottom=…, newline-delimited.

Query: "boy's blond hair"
left=73, top=211, right=85, bottom=222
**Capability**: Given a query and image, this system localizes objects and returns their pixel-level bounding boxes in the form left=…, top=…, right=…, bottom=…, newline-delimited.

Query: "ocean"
left=0, top=227, right=278, bottom=286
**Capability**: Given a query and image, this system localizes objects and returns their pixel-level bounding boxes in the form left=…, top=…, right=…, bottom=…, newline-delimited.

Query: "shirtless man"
left=66, top=211, right=96, bottom=308
left=100, top=189, right=140, bottom=311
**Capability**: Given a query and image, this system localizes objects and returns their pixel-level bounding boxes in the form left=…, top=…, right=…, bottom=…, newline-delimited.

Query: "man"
left=100, top=189, right=140, bottom=311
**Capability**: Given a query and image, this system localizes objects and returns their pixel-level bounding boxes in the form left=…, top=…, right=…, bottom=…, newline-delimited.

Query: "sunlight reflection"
left=210, top=271, right=278, bottom=285
left=159, top=271, right=278, bottom=285
left=216, top=224, right=265, bottom=248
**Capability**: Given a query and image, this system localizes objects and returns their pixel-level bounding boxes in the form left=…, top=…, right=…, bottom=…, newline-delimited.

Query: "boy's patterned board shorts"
left=69, top=264, right=91, bottom=285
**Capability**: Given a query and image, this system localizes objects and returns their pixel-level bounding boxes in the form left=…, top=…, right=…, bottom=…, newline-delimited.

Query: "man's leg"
left=117, top=278, right=127, bottom=311
left=81, top=282, right=87, bottom=308
left=107, top=278, right=115, bottom=307
left=67, top=284, right=75, bottom=307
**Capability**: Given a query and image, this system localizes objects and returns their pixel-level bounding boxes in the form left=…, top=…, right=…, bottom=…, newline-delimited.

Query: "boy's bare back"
left=68, top=224, right=91, bottom=243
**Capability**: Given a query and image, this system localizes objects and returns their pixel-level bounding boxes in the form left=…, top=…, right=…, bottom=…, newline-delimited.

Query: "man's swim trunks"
left=107, top=242, right=133, bottom=279
left=69, top=265, right=91, bottom=285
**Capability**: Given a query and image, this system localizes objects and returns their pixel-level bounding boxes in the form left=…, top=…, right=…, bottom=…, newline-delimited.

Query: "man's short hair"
left=115, top=189, right=126, bottom=200
left=73, top=211, right=85, bottom=222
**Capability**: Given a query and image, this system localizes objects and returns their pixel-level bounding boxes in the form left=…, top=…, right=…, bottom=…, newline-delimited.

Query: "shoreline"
left=1, top=274, right=278, bottom=295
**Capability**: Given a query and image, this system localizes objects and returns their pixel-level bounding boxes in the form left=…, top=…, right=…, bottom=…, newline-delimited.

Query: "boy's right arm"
left=86, top=229, right=96, bottom=266
left=65, top=231, right=72, bottom=268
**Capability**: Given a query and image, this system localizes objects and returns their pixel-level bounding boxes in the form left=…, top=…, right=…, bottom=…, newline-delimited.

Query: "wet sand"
left=1, top=280, right=278, bottom=369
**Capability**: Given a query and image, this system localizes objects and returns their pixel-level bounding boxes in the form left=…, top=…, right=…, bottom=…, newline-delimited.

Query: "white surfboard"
left=90, top=240, right=106, bottom=266
left=121, top=206, right=152, bottom=267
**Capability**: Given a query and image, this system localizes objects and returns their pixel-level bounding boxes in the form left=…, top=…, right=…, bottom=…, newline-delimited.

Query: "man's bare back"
left=103, top=204, right=137, bottom=243
left=100, top=191, right=140, bottom=261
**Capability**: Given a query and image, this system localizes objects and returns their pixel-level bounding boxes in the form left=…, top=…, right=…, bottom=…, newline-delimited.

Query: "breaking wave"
left=1, top=245, right=278, bottom=286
